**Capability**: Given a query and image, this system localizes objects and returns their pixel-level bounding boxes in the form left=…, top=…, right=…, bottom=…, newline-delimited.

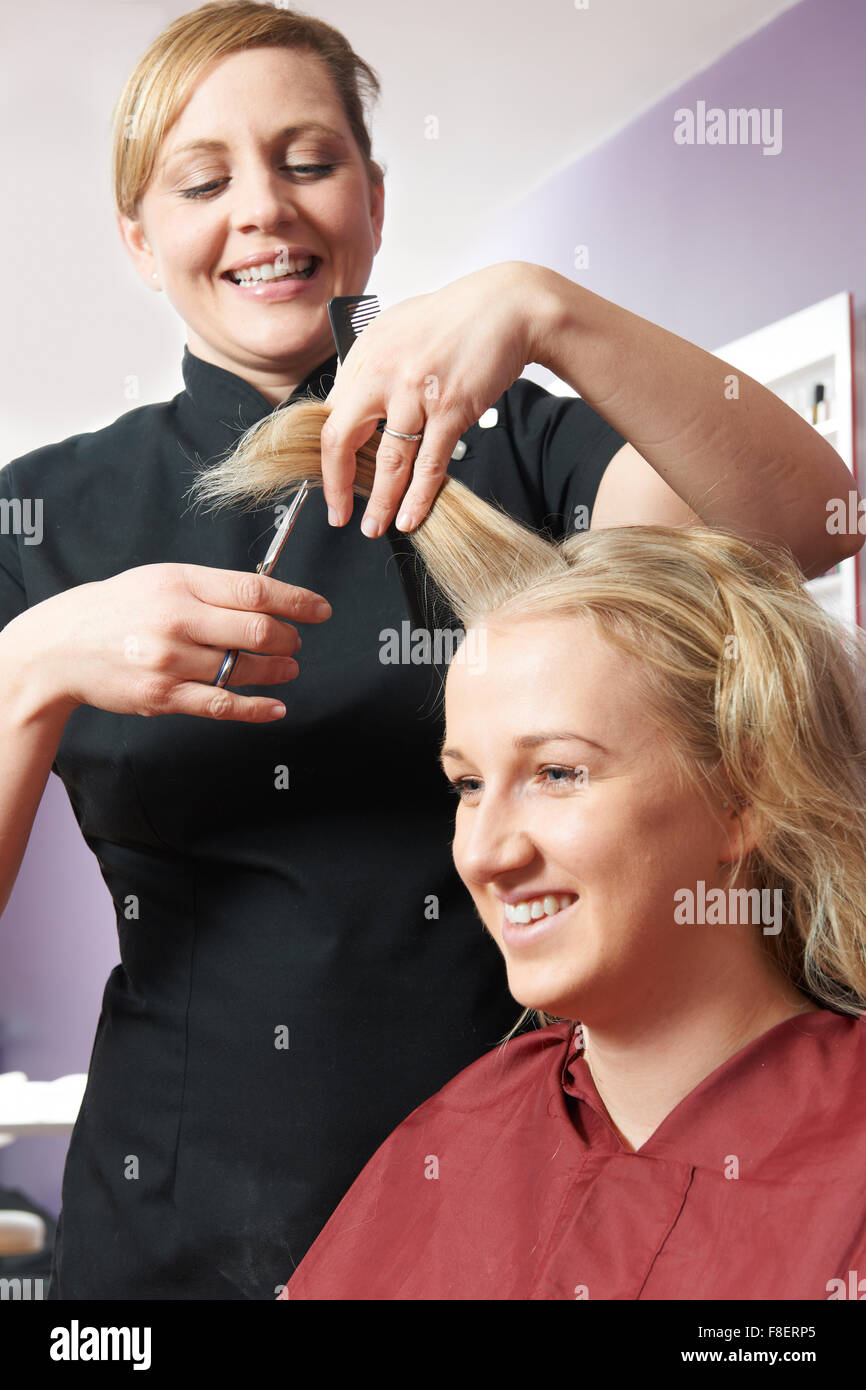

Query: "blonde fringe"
left=187, top=396, right=866, bottom=1034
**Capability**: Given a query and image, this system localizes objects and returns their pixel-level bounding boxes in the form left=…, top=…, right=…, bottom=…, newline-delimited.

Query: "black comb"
left=327, top=294, right=381, bottom=366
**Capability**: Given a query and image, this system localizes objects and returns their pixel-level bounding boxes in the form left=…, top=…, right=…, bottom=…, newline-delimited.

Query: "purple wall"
left=2, top=0, right=863, bottom=1219
left=461, top=0, right=866, bottom=360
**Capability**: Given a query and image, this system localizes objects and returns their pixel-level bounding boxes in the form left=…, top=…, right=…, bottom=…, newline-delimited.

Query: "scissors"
left=212, top=480, right=310, bottom=688
left=212, top=294, right=379, bottom=689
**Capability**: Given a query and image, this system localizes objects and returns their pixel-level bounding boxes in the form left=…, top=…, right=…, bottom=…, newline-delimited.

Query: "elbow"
left=838, top=530, right=865, bottom=563
left=830, top=499, right=865, bottom=565
left=807, top=483, right=865, bottom=576
left=802, top=533, right=859, bottom=582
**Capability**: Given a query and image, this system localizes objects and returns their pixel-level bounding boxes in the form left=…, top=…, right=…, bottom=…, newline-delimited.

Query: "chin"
left=507, top=974, right=581, bottom=1021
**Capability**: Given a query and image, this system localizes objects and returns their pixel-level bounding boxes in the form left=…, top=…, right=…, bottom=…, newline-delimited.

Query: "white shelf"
left=0, top=1071, right=86, bottom=1145
left=714, top=292, right=859, bottom=630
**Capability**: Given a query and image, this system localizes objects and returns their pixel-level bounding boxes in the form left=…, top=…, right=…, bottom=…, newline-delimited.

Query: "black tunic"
left=0, top=347, right=625, bottom=1299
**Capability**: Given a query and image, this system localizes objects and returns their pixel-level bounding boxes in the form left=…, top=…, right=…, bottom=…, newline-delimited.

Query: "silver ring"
left=382, top=425, right=423, bottom=442
left=213, top=649, right=239, bottom=687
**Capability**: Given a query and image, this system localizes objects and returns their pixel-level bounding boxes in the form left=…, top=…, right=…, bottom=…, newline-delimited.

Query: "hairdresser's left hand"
left=321, top=261, right=552, bottom=535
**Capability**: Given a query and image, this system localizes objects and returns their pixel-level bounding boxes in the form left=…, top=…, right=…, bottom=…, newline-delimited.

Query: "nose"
left=455, top=788, right=538, bottom=887
left=229, top=157, right=300, bottom=233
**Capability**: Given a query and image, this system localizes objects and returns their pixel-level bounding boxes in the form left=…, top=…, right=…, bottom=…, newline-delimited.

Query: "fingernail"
left=327, top=506, right=339, bottom=527
left=360, top=515, right=380, bottom=539
left=269, top=704, right=286, bottom=719
left=396, top=511, right=413, bottom=532
left=314, top=601, right=332, bottom=617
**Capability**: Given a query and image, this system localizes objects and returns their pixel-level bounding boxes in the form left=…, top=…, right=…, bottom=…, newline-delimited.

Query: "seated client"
left=190, top=401, right=866, bottom=1301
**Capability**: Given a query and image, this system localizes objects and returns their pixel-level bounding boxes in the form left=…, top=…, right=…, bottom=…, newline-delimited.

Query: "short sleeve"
left=497, top=378, right=626, bottom=538
left=0, top=461, right=29, bottom=636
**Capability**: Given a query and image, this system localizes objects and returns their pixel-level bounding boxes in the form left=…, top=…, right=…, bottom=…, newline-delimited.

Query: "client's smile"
left=502, top=892, right=578, bottom=923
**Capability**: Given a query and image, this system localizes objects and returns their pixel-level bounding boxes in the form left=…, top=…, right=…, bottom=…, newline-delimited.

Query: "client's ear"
left=116, top=211, right=161, bottom=290
left=717, top=796, right=760, bottom=866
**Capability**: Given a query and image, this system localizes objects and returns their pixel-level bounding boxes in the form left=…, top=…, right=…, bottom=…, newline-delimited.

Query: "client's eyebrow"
left=438, top=731, right=609, bottom=768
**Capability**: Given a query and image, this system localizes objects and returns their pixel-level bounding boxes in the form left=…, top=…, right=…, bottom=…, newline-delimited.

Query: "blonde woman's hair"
left=187, top=397, right=866, bottom=1031
left=111, top=1, right=384, bottom=219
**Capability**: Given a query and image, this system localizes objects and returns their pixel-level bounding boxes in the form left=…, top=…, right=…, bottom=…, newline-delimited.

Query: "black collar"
left=181, top=345, right=340, bottom=428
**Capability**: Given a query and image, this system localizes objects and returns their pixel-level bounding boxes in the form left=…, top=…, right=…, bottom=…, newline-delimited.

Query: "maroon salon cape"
left=277, top=1010, right=866, bottom=1300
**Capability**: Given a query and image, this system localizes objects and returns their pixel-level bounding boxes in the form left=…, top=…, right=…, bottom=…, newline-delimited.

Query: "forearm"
left=0, top=613, right=75, bottom=920
left=524, top=263, right=860, bottom=576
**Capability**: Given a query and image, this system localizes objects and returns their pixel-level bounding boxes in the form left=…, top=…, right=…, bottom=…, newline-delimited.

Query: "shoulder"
left=789, top=1005, right=866, bottom=1054
left=495, top=374, right=624, bottom=449
left=449, top=376, right=625, bottom=535
left=760, top=1010, right=866, bottom=1173
left=283, top=1022, right=576, bottom=1300
left=806, top=1008, right=866, bottom=1084
left=5, top=396, right=182, bottom=495
left=726, top=1008, right=866, bottom=1155
left=393, top=1020, right=574, bottom=1129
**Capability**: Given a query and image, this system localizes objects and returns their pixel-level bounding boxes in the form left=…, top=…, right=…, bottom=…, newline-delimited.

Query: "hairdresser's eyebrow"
left=438, top=731, right=610, bottom=768
left=162, top=124, right=349, bottom=168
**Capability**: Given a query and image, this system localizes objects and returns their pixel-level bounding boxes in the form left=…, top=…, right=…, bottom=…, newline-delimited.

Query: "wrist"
left=1, top=607, right=79, bottom=727
left=506, top=262, right=574, bottom=372
left=516, top=266, right=629, bottom=403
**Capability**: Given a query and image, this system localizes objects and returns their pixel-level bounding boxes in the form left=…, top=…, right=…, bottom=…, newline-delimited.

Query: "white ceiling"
left=311, top=0, right=804, bottom=300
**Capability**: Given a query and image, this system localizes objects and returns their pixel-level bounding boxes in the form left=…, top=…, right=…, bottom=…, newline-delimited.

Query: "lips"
left=500, top=894, right=579, bottom=949
left=497, top=890, right=578, bottom=912
left=221, top=246, right=321, bottom=275
left=221, top=256, right=321, bottom=286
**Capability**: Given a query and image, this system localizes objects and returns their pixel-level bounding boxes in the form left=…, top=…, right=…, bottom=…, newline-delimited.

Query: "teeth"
left=229, top=254, right=315, bottom=284
left=504, top=894, right=576, bottom=924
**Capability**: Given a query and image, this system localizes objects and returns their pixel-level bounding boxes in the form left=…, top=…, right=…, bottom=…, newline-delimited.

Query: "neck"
left=186, top=329, right=335, bottom=408
left=580, top=962, right=819, bottom=1152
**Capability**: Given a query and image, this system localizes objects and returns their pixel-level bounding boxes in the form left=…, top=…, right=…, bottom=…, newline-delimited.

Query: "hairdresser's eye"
left=179, top=164, right=337, bottom=200
left=283, top=163, right=338, bottom=178
left=180, top=179, right=228, bottom=200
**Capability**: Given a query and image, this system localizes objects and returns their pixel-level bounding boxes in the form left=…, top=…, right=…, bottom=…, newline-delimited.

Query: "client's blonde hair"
left=187, top=399, right=866, bottom=1025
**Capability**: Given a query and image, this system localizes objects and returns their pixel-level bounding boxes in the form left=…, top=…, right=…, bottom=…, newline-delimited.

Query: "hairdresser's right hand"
left=11, top=563, right=332, bottom=723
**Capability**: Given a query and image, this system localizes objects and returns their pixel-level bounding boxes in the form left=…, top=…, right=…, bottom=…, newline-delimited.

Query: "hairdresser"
left=0, top=2, right=857, bottom=1300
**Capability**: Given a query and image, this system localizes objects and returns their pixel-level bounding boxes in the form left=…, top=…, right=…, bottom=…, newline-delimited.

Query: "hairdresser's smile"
left=220, top=247, right=322, bottom=295
left=442, top=616, right=753, bottom=1025
left=124, top=46, right=384, bottom=402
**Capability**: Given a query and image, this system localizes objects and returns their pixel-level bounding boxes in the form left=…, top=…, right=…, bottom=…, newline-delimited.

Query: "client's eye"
left=446, top=777, right=482, bottom=801
left=444, top=766, right=584, bottom=802
left=540, top=765, right=584, bottom=789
